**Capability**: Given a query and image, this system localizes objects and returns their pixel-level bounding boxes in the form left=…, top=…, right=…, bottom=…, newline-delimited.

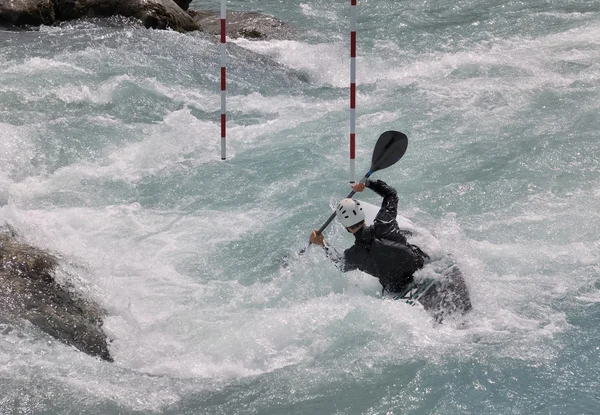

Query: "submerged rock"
left=189, top=10, right=292, bottom=40
left=0, top=225, right=113, bottom=362
left=0, top=0, right=293, bottom=39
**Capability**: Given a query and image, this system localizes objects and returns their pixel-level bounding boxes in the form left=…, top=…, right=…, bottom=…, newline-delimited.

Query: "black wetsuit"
left=324, top=179, right=429, bottom=293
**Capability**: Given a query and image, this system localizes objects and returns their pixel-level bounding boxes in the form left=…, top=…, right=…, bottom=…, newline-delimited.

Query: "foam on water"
left=1, top=2, right=600, bottom=412
left=233, top=39, right=348, bottom=87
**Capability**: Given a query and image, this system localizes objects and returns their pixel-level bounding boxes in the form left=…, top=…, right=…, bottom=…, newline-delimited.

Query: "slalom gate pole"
left=349, top=0, right=357, bottom=182
left=220, top=0, right=227, bottom=160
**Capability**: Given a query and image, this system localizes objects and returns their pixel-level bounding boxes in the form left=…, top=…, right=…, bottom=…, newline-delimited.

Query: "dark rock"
left=0, top=0, right=55, bottom=26
left=52, top=0, right=119, bottom=20
left=53, top=0, right=200, bottom=31
left=0, top=0, right=293, bottom=39
left=173, top=0, right=192, bottom=11
left=0, top=227, right=113, bottom=362
left=1, top=0, right=200, bottom=32
left=117, top=0, right=199, bottom=31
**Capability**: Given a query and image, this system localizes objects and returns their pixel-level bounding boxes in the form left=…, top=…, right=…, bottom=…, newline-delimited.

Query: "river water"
left=1, top=0, right=599, bottom=413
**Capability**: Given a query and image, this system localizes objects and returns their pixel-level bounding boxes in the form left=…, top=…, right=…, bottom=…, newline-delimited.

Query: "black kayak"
left=359, top=199, right=473, bottom=323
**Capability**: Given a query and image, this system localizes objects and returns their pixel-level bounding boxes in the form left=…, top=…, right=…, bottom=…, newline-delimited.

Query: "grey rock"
left=53, top=0, right=200, bottom=31
left=0, top=226, right=113, bottom=362
left=189, top=10, right=293, bottom=40
left=0, top=0, right=200, bottom=32
left=0, top=0, right=293, bottom=39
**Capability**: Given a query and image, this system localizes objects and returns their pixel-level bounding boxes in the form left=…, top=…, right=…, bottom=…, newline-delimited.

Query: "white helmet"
left=336, top=198, right=365, bottom=228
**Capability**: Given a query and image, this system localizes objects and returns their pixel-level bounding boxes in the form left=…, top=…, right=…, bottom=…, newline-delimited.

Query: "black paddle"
left=300, top=130, right=409, bottom=254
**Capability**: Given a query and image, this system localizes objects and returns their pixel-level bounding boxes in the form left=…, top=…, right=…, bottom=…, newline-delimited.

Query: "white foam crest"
left=229, top=91, right=343, bottom=115
left=361, top=23, right=600, bottom=111
left=230, top=27, right=598, bottom=116
left=4, top=57, right=90, bottom=75
left=8, top=160, right=112, bottom=204
left=473, top=211, right=549, bottom=229
left=5, top=93, right=345, bottom=203
left=8, top=109, right=220, bottom=202
left=232, top=39, right=348, bottom=87
left=0, top=326, right=191, bottom=412
left=300, top=3, right=340, bottom=21
left=227, top=92, right=346, bottom=143
left=0, top=122, right=38, bottom=183
left=123, top=296, right=359, bottom=379
left=357, top=110, right=402, bottom=125
left=542, top=21, right=600, bottom=51
left=0, top=201, right=260, bottom=267
left=54, top=74, right=130, bottom=105
left=471, top=239, right=598, bottom=271
left=105, top=108, right=220, bottom=172
left=107, top=271, right=484, bottom=382
left=130, top=77, right=219, bottom=113
left=77, top=76, right=346, bottom=120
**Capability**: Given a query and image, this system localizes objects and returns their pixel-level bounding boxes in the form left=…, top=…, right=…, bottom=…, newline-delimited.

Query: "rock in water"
left=0, top=0, right=293, bottom=39
left=0, top=0, right=200, bottom=32
left=52, top=0, right=200, bottom=31
left=0, top=226, right=113, bottom=362
left=189, top=10, right=293, bottom=40
left=0, top=0, right=56, bottom=26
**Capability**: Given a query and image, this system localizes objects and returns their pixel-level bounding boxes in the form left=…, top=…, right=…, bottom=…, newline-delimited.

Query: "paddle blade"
left=370, top=131, right=408, bottom=173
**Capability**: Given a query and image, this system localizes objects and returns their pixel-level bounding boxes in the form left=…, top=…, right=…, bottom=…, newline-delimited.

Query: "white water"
left=1, top=0, right=600, bottom=413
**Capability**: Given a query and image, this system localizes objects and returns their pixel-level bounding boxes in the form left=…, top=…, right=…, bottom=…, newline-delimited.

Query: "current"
left=1, top=0, right=599, bottom=413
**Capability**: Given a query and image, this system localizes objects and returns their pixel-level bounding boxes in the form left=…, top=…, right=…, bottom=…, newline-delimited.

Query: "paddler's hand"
left=351, top=182, right=366, bottom=192
left=309, top=230, right=325, bottom=246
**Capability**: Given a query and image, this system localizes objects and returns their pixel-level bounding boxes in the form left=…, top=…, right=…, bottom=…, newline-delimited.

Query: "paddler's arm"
left=364, top=179, right=398, bottom=220
left=365, top=179, right=413, bottom=237
left=309, top=230, right=356, bottom=272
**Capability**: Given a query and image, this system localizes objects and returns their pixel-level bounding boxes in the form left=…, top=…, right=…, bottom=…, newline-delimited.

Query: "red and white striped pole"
left=349, top=0, right=357, bottom=182
left=220, top=0, right=227, bottom=160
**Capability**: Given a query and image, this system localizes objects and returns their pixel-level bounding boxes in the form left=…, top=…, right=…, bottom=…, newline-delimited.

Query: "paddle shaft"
left=298, top=130, right=407, bottom=256
left=297, top=172, right=371, bottom=254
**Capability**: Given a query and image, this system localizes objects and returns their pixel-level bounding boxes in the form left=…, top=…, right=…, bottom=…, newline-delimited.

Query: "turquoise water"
left=1, top=0, right=600, bottom=413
